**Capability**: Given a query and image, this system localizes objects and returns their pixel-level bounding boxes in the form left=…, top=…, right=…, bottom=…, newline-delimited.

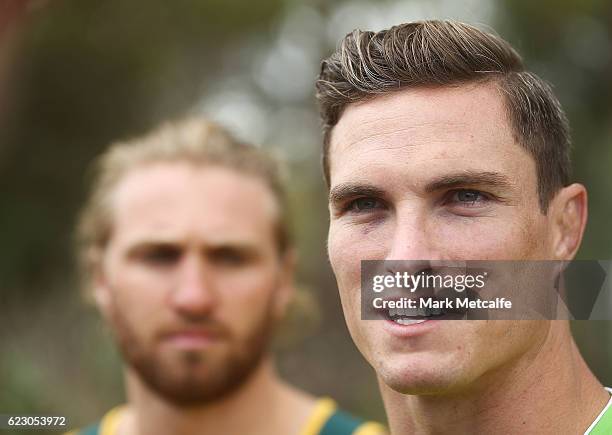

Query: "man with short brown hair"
left=316, top=20, right=610, bottom=434
left=69, top=118, right=387, bottom=435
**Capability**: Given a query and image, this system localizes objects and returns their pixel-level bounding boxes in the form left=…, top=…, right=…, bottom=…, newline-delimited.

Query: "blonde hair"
left=76, top=117, right=290, bottom=293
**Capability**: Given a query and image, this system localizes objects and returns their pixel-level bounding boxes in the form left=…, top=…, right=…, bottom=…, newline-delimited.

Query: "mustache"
left=157, top=315, right=231, bottom=340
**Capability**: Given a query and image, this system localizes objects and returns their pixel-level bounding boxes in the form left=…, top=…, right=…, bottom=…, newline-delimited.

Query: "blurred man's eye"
left=140, top=246, right=182, bottom=265
left=209, top=248, right=249, bottom=266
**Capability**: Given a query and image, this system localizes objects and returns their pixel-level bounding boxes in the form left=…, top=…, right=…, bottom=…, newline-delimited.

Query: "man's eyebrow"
left=329, top=184, right=386, bottom=205
left=328, top=172, right=513, bottom=204
left=424, top=171, right=514, bottom=193
left=125, top=238, right=260, bottom=254
left=125, top=239, right=180, bottom=253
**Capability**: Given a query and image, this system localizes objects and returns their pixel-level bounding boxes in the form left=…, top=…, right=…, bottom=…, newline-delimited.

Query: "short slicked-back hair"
left=316, top=20, right=571, bottom=211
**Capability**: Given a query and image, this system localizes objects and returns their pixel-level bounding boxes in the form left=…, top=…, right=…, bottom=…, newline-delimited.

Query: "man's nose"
left=169, top=254, right=217, bottom=317
left=385, top=209, right=442, bottom=262
left=382, top=211, right=449, bottom=296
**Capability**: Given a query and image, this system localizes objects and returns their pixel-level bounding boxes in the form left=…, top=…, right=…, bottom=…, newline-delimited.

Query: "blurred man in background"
left=316, top=20, right=610, bottom=434
left=69, top=118, right=386, bottom=435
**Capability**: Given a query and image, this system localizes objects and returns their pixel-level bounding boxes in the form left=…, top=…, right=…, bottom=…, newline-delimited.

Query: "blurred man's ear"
left=273, top=247, right=298, bottom=320
left=551, top=183, right=588, bottom=260
left=88, top=248, right=112, bottom=316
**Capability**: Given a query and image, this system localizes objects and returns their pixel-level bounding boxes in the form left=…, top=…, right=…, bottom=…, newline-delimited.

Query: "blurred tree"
left=0, top=0, right=283, bottom=299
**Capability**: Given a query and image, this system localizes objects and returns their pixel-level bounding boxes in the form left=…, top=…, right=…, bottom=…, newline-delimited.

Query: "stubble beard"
left=107, top=301, right=275, bottom=407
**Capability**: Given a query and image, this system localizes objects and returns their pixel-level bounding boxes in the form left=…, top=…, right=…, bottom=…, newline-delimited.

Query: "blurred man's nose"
left=169, top=253, right=217, bottom=317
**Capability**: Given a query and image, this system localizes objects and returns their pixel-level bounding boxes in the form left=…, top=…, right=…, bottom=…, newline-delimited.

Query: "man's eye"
left=141, top=247, right=181, bottom=265
left=348, top=197, right=384, bottom=213
left=210, top=248, right=248, bottom=266
left=450, top=189, right=488, bottom=206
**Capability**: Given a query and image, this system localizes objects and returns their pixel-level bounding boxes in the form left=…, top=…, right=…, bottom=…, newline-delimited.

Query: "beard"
left=106, top=300, right=275, bottom=407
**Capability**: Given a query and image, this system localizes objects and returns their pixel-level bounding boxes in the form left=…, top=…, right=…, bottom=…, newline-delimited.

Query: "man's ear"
left=89, top=248, right=112, bottom=316
left=550, top=183, right=588, bottom=260
left=273, top=248, right=298, bottom=320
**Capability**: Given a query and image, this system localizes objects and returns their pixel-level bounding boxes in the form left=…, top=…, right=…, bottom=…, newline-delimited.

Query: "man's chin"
left=381, top=377, right=458, bottom=396
left=125, top=344, right=268, bottom=406
left=134, top=359, right=246, bottom=406
left=375, top=355, right=469, bottom=396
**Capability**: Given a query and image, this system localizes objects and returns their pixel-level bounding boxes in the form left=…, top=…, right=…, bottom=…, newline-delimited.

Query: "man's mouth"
left=386, top=305, right=445, bottom=325
left=160, top=327, right=226, bottom=350
left=375, top=295, right=469, bottom=325
left=165, top=331, right=217, bottom=347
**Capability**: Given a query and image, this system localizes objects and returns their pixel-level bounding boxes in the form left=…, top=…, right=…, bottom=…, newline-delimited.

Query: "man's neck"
left=119, top=358, right=315, bottom=435
left=380, top=322, right=607, bottom=435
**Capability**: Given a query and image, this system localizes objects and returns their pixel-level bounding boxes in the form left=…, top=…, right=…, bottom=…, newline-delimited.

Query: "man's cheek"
left=329, top=222, right=367, bottom=260
left=328, top=238, right=355, bottom=294
left=221, top=292, right=267, bottom=335
left=437, top=221, right=520, bottom=258
left=111, top=281, right=160, bottom=335
left=327, top=226, right=343, bottom=270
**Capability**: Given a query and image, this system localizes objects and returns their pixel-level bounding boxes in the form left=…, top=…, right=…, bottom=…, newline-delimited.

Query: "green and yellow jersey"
left=585, top=388, right=612, bottom=435
left=66, top=397, right=387, bottom=435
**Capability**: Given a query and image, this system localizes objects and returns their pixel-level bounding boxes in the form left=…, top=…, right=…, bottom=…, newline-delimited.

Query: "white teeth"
left=394, top=318, right=428, bottom=325
left=404, top=307, right=420, bottom=316
left=388, top=306, right=420, bottom=317
left=387, top=303, right=442, bottom=318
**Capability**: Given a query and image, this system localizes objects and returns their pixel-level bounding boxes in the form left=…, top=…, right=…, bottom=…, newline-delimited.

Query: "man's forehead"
left=330, top=82, right=511, bottom=153
left=108, top=162, right=279, bottom=240
left=114, top=162, right=275, bottom=205
left=327, top=83, right=526, bottom=187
